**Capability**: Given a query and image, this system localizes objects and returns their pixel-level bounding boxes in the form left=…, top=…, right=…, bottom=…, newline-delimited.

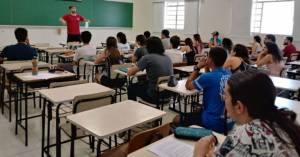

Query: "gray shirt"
left=137, top=53, right=173, bottom=98
left=161, top=38, right=170, bottom=50
left=134, top=47, right=148, bottom=62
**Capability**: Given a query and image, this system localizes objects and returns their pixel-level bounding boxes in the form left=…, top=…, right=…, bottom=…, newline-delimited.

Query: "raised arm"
left=257, top=53, right=271, bottom=67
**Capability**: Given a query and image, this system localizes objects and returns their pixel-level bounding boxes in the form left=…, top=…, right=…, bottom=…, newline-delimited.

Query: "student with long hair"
left=181, top=38, right=196, bottom=65
left=194, top=71, right=300, bottom=157
left=94, top=37, right=125, bottom=88
left=132, top=34, right=148, bottom=63
left=223, top=44, right=252, bottom=74
left=117, top=32, right=130, bottom=54
left=257, top=42, right=284, bottom=77
left=221, top=38, right=233, bottom=58
left=193, top=34, right=203, bottom=54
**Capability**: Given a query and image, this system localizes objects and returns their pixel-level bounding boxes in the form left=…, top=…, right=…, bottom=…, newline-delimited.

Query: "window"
left=251, top=0, right=294, bottom=35
left=164, top=1, right=185, bottom=30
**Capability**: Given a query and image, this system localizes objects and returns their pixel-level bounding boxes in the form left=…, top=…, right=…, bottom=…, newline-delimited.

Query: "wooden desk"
left=114, top=68, right=147, bottom=84
left=45, top=49, right=73, bottom=64
left=270, top=76, right=300, bottom=101
left=174, top=66, right=205, bottom=74
left=158, top=80, right=201, bottom=114
left=0, top=61, right=48, bottom=72
left=286, top=61, right=300, bottom=66
left=13, top=71, right=76, bottom=146
left=66, top=100, right=166, bottom=157
left=128, top=125, right=226, bottom=157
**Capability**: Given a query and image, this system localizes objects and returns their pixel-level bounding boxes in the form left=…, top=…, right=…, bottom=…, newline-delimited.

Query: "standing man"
left=59, top=5, right=90, bottom=43
left=283, top=36, right=297, bottom=62
left=209, top=31, right=221, bottom=48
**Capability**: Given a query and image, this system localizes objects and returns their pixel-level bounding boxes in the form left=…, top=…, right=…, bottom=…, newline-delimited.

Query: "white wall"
left=0, top=0, right=152, bottom=47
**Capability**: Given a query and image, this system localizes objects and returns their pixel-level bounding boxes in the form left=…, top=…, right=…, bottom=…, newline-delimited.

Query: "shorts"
left=67, top=34, right=81, bottom=43
left=60, top=63, right=74, bottom=72
left=180, top=110, right=204, bottom=127
left=100, top=76, right=126, bottom=88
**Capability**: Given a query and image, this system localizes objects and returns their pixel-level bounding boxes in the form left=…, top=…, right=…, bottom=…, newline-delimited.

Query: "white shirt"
left=73, top=45, right=97, bottom=75
left=165, top=49, right=183, bottom=63
left=161, top=38, right=170, bottom=50
left=117, top=43, right=130, bottom=53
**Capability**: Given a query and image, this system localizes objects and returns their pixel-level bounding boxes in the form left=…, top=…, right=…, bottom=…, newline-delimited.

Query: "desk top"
left=275, top=97, right=300, bottom=122
left=270, top=76, right=300, bottom=91
left=158, top=80, right=200, bottom=96
left=286, top=61, right=300, bottom=66
left=35, top=46, right=63, bottom=51
left=45, top=49, right=73, bottom=54
left=14, top=71, right=75, bottom=83
left=174, top=66, right=205, bottom=74
left=0, top=61, right=48, bottom=71
left=114, top=69, right=147, bottom=77
left=58, top=54, right=74, bottom=59
left=39, top=83, right=114, bottom=104
left=66, top=100, right=166, bottom=139
left=128, top=125, right=226, bottom=157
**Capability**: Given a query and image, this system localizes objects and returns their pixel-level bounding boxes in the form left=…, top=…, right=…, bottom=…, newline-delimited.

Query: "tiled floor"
left=0, top=89, right=186, bottom=157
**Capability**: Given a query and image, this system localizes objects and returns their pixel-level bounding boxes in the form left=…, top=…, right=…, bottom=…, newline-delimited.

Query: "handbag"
left=167, top=76, right=178, bottom=87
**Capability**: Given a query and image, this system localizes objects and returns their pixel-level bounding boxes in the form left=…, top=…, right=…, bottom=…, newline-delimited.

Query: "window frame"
left=164, top=1, right=185, bottom=30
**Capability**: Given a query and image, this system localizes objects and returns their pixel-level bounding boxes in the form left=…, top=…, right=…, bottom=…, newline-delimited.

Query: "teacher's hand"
left=87, top=20, right=91, bottom=24
left=62, top=20, right=66, bottom=26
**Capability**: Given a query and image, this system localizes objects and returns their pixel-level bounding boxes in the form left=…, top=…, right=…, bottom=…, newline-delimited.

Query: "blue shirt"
left=210, top=38, right=222, bottom=46
left=0, top=43, right=37, bottom=60
left=193, top=68, right=235, bottom=133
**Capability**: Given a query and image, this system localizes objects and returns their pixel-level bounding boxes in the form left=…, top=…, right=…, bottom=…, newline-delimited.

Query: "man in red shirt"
left=59, top=5, right=90, bottom=43
left=283, top=36, right=297, bottom=62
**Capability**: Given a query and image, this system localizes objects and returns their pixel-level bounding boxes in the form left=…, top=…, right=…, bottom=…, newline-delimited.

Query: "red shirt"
left=283, top=44, right=297, bottom=61
left=62, top=14, right=84, bottom=35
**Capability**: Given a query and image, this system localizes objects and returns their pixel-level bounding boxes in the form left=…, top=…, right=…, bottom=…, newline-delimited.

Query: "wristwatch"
left=193, top=65, right=201, bottom=71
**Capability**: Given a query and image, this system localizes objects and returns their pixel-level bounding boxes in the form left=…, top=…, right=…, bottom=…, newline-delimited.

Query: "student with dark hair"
left=165, top=36, right=183, bottom=63
left=144, top=31, right=151, bottom=39
left=257, top=42, right=284, bottom=77
left=117, top=32, right=130, bottom=54
left=132, top=34, right=148, bottom=63
left=161, top=29, right=170, bottom=50
left=209, top=31, right=222, bottom=48
left=221, top=38, right=233, bottom=58
left=173, top=47, right=235, bottom=133
left=94, top=37, right=125, bottom=88
left=283, top=36, right=297, bottom=62
left=0, top=28, right=36, bottom=61
left=223, top=44, right=252, bottom=74
left=264, top=34, right=283, bottom=56
left=193, top=34, right=203, bottom=54
left=59, top=5, right=90, bottom=43
left=194, top=71, right=300, bottom=157
left=57, top=31, right=96, bottom=74
left=181, top=38, right=196, bottom=66
left=251, top=35, right=263, bottom=54
left=127, top=36, right=173, bottom=104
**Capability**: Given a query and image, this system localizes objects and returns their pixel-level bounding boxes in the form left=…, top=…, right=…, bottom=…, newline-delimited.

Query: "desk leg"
left=41, top=98, right=46, bottom=157
left=70, top=124, right=76, bottom=157
left=25, top=85, right=28, bottom=146
left=8, top=79, right=12, bottom=122
left=1, top=69, right=5, bottom=114
left=15, top=82, right=19, bottom=135
left=298, top=89, right=300, bottom=101
left=96, top=139, right=103, bottom=157
left=46, top=52, right=49, bottom=63
left=184, top=96, right=188, bottom=114
left=56, top=110, right=61, bottom=157
left=51, top=54, right=54, bottom=65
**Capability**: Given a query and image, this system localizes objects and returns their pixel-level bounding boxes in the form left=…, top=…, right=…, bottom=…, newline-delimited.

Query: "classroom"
left=0, top=0, right=300, bottom=156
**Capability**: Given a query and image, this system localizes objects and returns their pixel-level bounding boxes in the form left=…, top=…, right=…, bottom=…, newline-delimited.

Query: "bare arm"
left=59, top=17, right=66, bottom=25
left=127, top=65, right=140, bottom=76
left=252, top=43, right=258, bottom=54
left=84, top=19, right=90, bottom=23
left=186, top=58, right=207, bottom=89
left=131, top=56, right=138, bottom=63
left=214, top=38, right=219, bottom=46
left=257, top=53, right=271, bottom=67
left=180, top=46, right=188, bottom=52
left=223, top=58, right=233, bottom=70
left=94, top=51, right=106, bottom=64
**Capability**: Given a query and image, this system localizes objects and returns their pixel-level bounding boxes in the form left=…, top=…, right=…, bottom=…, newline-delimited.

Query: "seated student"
left=132, top=34, right=148, bottom=63
left=208, top=31, right=222, bottom=48
left=117, top=32, right=131, bottom=54
left=257, top=42, right=284, bottom=77
left=173, top=47, right=235, bottom=133
left=144, top=31, right=151, bottom=39
left=94, top=37, right=125, bottom=88
left=221, top=38, right=233, bottom=58
left=194, top=71, right=300, bottom=157
left=181, top=38, right=196, bottom=66
left=165, top=36, right=183, bottom=63
left=223, top=44, right=252, bottom=74
left=57, top=31, right=96, bottom=74
left=283, top=36, right=297, bottom=62
left=250, top=35, right=263, bottom=59
left=0, top=28, right=36, bottom=61
left=193, top=34, right=204, bottom=54
left=127, top=36, right=173, bottom=104
left=264, top=34, right=283, bottom=56
left=161, top=29, right=170, bottom=50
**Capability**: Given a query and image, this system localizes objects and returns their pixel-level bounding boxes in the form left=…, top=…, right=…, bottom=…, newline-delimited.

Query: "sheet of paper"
left=23, top=73, right=59, bottom=80
left=148, top=138, right=194, bottom=157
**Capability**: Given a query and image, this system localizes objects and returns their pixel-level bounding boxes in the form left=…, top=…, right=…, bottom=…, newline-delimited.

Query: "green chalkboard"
left=0, top=0, right=133, bottom=27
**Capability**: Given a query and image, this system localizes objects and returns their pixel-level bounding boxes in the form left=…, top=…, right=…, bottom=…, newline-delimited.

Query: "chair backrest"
left=126, top=123, right=170, bottom=155
left=280, top=67, right=288, bottom=78
left=67, top=42, right=80, bottom=50
left=72, top=92, right=114, bottom=114
left=20, top=63, right=51, bottom=73
left=35, top=43, right=50, bottom=47
left=173, top=62, right=187, bottom=67
left=49, top=80, right=87, bottom=88
left=194, top=54, right=206, bottom=62
left=110, top=63, right=132, bottom=79
left=282, top=57, right=288, bottom=65
left=156, top=74, right=180, bottom=91
left=290, top=53, right=298, bottom=62
left=77, top=55, right=97, bottom=65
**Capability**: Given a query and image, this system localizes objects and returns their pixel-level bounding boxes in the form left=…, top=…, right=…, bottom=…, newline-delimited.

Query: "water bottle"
left=32, top=56, right=38, bottom=75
